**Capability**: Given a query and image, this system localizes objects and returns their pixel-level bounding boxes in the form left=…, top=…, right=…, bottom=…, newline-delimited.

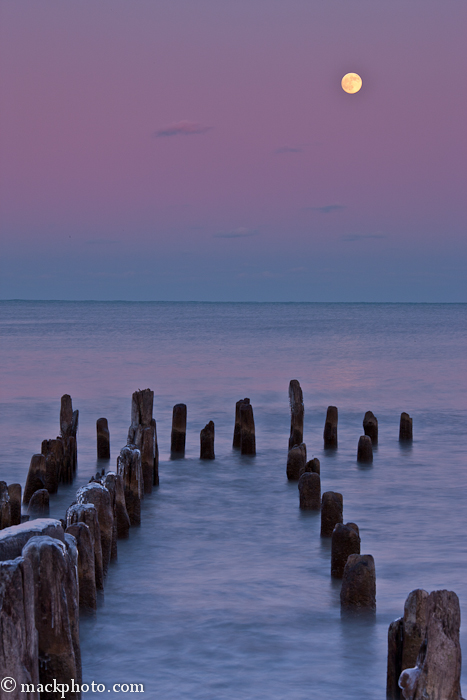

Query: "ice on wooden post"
left=286, top=443, right=307, bottom=481
left=200, top=421, right=215, bottom=460
left=233, top=398, right=249, bottom=448
left=331, top=522, right=361, bottom=578
left=340, top=554, right=376, bottom=613
left=96, top=417, right=110, bottom=459
left=320, top=491, right=343, bottom=537
left=171, top=403, right=187, bottom=456
left=298, top=472, right=320, bottom=509
left=323, top=406, right=338, bottom=448
left=240, top=402, right=256, bottom=455
left=363, top=411, right=378, bottom=444
left=399, top=412, right=413, bottom=442
left=288, top=380, right=304, bottom=450
left=357, top=435, right=373, bottom=463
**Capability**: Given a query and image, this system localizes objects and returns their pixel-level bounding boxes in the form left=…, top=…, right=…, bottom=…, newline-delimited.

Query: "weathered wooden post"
left=331, top=522, right=361, bottom=578
left=363, top=411, right=378, bottom=444
left=66, top=503, right=104, bottom=591
left=77, top=483, right=113, bottom=578
left=7, top=483, right=22, bottom=526
left=171, top=404, right=187, bottom=456
left=240, top=402, right=256, bottom=455
left=200, top=421, right=215, bottom=460
left=117, top=445, right=143, bottom=526
left=65, top=522, right=97, bottom=612
left=399, top=412, right=413, bottom=442
left=299, top=457, right=320, bottom=478
left=357, top=435, right=373, bottom=463
left=23, top=454, right=46, bottom=505
left=323, top=406, right=338, bottom=448
left=286, top=443, right=307, bottom=481
left=0, top=482, right=11, bottom=530
left=320, top=491, right=343, bottom=537
left=128, top=388, right=159, bottom=491
left=288, top=380, right=304, bottom=450
left=60, top=394, right=79, bottom=483
left=233, top=399, right=249, bottom=448
left=298, top=472, right=320, bottom=509
left=96, top=417, right=110, bottom=459
left=22, top=536, right=82, bottom=697
left=27, top=489, right=50, bottom=519
left=340, top=554, right=376, bottom=613
left=41, top=439, right=64, bottom=493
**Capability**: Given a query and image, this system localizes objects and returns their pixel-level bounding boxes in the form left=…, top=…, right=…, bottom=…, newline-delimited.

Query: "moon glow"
left=341, top=73, right=362, bottom=94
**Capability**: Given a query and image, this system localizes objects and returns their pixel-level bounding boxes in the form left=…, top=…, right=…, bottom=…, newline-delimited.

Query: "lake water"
left=0, top=301, right=466, bottom=699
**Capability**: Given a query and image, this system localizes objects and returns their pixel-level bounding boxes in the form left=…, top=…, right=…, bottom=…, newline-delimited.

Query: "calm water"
left=0, top=301, right=466, bottom=699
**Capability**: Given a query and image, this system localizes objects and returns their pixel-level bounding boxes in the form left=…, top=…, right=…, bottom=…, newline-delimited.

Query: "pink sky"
left=1, top=0, right=466, bottom=301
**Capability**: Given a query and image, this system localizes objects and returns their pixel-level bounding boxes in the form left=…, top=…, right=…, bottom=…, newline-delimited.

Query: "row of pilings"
left=0, top=384, right=462, bottom=700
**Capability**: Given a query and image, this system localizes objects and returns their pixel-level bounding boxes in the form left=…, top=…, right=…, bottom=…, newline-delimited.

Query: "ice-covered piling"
left=340, top=554, right=376, bottom=613
left=298, top=472, right=320, bottom=509
left=171, top=404, right=187, bottom=456
left=331, top=522, right=361, bottom=578
left=397, top=590, right=463, bottom=700
left=27, top=489, right=50, bottom=519
left=200, top=421, right=215, bottom=460
left=240, top=402, right=256, bottom=455
left=357, top=435, right=373, bottom=463
left=23, top=454, right=46, bottom=505
left=363, top=411, right=378, bottom=444
left=117, top=445, right=143, bottom=527
left=387, top=589, right=428, bottom=699
left=233, top=399, right=249, bottom=448
left=0, top=519, right=65, bottom=562
left=65, top=522, right=97, bottom=612
left=286, top=443, right=307, bottom=481
left=323, top=406, right=338, bottom=448
left=320, top=491, right=343, bottom=537
left=288, top=380, right=304, bottom=450
left=399, top=412, right=413, bottom=442
left=96, top=417, right=110, bottom=459
left=7, top=483, right=22, bottom=526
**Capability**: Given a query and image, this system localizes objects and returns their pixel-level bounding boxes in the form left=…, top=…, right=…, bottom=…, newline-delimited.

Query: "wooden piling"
left=96, top=417, right=110, bottom=459
left=200, top=421, right=215, bottom=460
left=357, top=435, right=373, bottom=463
left=323, top=406, right=338, bottom=448
left=171, top=403, right=187, bottom=456
left=399, top=412, right=413, bottom=441
left=288, top=380, right=304, bottom=450
left=233, top=399, right=249, bottom=448
left=240, top=402, right=256, bottom=455
left=320, top=491, right=343, bottom=537
left=363, top=411, right=378, bottom=444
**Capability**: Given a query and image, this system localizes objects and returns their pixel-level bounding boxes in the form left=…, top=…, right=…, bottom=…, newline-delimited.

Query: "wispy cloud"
left=274, top=146, right=303, bottom=154
left=306, top=205, right=346, bottom=214
left=214, top=227, right=258, bottom=239
left=342, top=232, right=387, bottom=242
left=153, top=121, right=213, bottom=138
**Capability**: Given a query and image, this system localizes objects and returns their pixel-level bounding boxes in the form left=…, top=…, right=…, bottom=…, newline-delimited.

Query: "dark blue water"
left=0, top=302, right=466, bottom=698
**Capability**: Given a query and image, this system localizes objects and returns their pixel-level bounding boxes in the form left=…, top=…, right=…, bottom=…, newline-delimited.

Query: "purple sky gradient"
left=1, top=0, right=466, bottom=301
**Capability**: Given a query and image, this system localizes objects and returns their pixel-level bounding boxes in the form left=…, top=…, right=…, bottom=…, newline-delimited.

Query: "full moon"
left=341, top=73, right=362, bottom=94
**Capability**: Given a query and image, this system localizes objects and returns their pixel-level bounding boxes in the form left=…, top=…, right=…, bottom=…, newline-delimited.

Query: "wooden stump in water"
left=233, top=398, right=249, bottom=448
left=66, top=522, right=97, bottom=612
left=299, top=457, right=320, bottom=478
left=340, top=554, right=376, bottom=613
left=0, top=482, right=11, bottom=530
left=357, top=435, right=373, bottom=463
left=288, top=380, right=304, bottom=450
left=171, top=404, right=187, bottom=456
left=331, top=522, right=361, bottom=578
left=7, top=483, right=22, bottom=526
left=298, top=472, right=320, bottom=509
left=41, top=439, right=64, bottom=493
left=67, top=502, right=104, bottom=592
left=77, top=482, right=114, bottom=579
left=27, top=489, right=50, bottom=519
left=286, top=443, right=307, bottom=481
left=240, top=402, right=256, bottom=455
left=127, top=389, right=159, bottom=490
left=323, top=405, right=338, bottom=448
left=363, top=411, right=378, bottom=444
left=23, top=454, right=46, bottom=505
left=399, top=412, right=413, bottom=442
left=96, top=417, right=110, bottom=459
left=117, top=445, right=143, bottom=527
left=200, top=421, right=215, bottom=460
left=320, top=491, right=343, bottom=537
left=60, top=394, right=79, bottom=483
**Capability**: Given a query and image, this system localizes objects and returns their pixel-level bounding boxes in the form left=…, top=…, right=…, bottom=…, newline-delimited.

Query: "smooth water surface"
left=0, top=302, right=466, bottom=699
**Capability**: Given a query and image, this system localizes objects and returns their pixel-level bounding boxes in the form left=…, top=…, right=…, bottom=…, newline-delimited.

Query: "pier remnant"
left=171, top=404, right=187, bottom=456
left=298, top=472, right=321, bottom=509
left=233, top=399, right=249, bottom=448
left=117, top=445, right=143, bottom=526
left=340, top=554, right=376, bottom=612
left=0, top=482, right=11, bottom=530
left=300, top=457, right=320, bottom=478
left=23, top=454, right=46, bottom=505
left=200, top=421, right=215, bottom=460
left=41, top=439, right=64, bottom=494
left=288, top=380, right=304, bottom=450
left=363, top=411, right=378, bottom=444
left=320, top=491, right=343, bottom=537
left=357, top=435, right=373, bottom=463
left=128, top=389, right=159, bottom=491
left=59, top=394, right=79, bottom=484
left=286, top=443, right=307, bottom=481
left=27, top=489, right=50, bottom=519
left=67, top=503, right=104, bottom=591
left=331, top=522, right=361, bottom=578
left=7, top=484, right=22, bottom=526
left=240, top=402, right=256, bottom=455
left=323, top=406, right=338, bottom=448
left=96, top=418, right=110, bottom=460
left=77, top=483, right=113, bottom=578
left=0, top=519, right=65, bottom=563
left=65, top=522, right=97, bottom=612
left=399, top=413, right=413, bottom=442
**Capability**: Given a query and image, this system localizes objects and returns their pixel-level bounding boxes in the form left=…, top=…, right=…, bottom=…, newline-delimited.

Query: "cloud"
left=307, top=205, right=346, bottom=214
left=153, top=121, right=213, bottom=138
left=342, top=232, right=387, bottom=242
left=214, top=227, right=258, bottom=239
left=274, top=146, right=303, bottom=154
